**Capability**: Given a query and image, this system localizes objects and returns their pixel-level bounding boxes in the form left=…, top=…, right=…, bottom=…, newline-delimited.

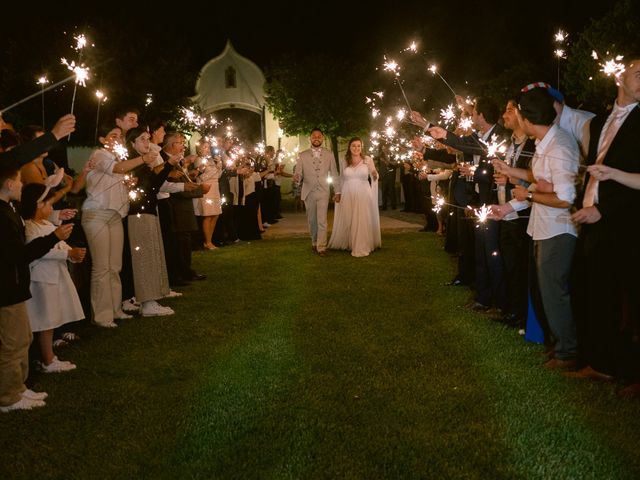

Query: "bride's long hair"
left=345, top=137, right=365, bottom=166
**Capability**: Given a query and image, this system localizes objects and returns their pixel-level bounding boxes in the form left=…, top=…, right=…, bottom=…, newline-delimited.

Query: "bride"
left=328, top=137, right=381, bottom=257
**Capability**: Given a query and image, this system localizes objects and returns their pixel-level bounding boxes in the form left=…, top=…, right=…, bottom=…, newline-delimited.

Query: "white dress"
left=194, top=159, right=222, bottom=216
left=328, top=158, right=381, bottom=257
left=25, top=220, right=85, bottom=332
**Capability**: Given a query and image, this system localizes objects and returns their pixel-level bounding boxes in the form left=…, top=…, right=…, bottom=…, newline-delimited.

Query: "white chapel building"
left=192, top=40, right=300, bottom=153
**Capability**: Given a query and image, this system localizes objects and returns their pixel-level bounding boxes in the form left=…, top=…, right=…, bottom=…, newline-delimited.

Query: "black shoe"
left=170, top=278, right=190, bottom=287
left=189, top=273, right=207, bottom=281
left=444, top=278, right=464, bottom=287
left=470, top=302, right=491, bottom=312
left=499, top=313, right=519, bottom=327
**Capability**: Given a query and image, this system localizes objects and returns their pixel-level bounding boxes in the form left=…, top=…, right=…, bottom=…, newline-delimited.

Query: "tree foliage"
left=265, top=54, right=372, bottom=153
left=564, top=0, right=640, bottom=113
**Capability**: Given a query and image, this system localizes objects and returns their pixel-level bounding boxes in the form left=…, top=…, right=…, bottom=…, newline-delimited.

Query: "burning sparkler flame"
left=61, top=58, right=90, bottom=86
left=554, top=30, right=567, bottom=43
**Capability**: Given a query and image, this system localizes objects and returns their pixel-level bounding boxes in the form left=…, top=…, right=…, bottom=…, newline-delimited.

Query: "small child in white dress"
left=21, top=184, right=86, bottom=373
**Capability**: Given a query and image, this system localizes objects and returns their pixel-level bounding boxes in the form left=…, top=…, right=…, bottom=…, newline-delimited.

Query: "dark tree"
left=564, top=0, right=640, bottom=113
left=265, top=54, right=373, bottom=160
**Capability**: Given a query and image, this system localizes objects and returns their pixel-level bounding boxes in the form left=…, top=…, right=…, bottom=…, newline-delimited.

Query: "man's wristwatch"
left=526, top=192, right=534, bottom=202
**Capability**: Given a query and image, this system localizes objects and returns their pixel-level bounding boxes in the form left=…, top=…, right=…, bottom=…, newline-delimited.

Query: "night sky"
left=7, top=1, right=609, bottom=76
left=2, top=0, right=612, bottom=130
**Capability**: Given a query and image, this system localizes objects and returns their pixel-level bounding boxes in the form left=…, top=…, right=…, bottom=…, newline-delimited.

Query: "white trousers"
left=82, top=209, right=124, bottom=325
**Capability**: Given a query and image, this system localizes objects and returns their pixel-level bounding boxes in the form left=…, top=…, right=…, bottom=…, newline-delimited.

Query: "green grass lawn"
left=2, top=232, right=639, bottom=479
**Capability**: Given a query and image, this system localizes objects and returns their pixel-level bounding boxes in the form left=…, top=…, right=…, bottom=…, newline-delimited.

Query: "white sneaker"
left=22, top=389, right=48, bottom=401
left=0, top=397, right=46, bottom=412
left=40, top=356, right=77, bottom=373
left=140, top=301, right=175, bottom=317
left=94, top=321, right=118, bottom=328
left=114, top=311, right=133, bottom=320
left=121, top=297, right=140, bottom=313
left=163, top=290, right=183, bottom=298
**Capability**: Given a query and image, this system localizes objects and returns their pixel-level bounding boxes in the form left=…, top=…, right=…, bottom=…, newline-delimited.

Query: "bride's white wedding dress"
left=328, top=158, right=381, bottom=257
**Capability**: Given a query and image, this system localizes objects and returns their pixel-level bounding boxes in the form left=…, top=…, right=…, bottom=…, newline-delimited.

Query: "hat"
left=520, top=82, right=564, bottom=104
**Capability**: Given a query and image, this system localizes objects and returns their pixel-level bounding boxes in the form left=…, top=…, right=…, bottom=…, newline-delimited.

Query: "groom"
left=294, top=128, right=340, bottom=256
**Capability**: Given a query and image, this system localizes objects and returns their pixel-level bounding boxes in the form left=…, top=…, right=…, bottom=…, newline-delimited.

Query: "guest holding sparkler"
left=569, top=57, right=640, bottom=385
left=0, top=114, right=75, bottom=166
left=126, top=127, right=180, bottom=317
left=489, top=100, right=538, bottom=330
left=193, top=138, right=222, bottom=250
left=162, top=132, right=207, bottom=282
left=412, top=98, right=508, bottom=313
left=491, top=87, right=579, bottom=370
left=21, top=184, right=85, bottom=373
left=82, top=124, right=157, bottom=328
left=0, top=154, right=73, bottom=412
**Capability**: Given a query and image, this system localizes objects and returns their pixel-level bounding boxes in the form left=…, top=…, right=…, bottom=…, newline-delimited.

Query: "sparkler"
left=63, top=34, right=91, bottom=118
left=592, top=51, right=626, bottom=78
left=1, top=73, right=77, bottom=116
left=480, top=135, right=507, bottom=159
left=145, top=93, right=153, bottom=107
left=113, top=143, right=128, bottom=161
left=94, top=90, right=107, bottom=144
left=553, top=30, right=568, bottom=90
left=403, top=41, right=418, bottom=53
left=37, top=76, right=49, bottom=127
left=439, top=104, right=457, bottom=128
left=432, top=195, right=445, bottom=214
left=383, top=56, right=413, bottom=111
left=469, top=204, right=492, bottom=224
left=428, top=64, right=457, bottom=98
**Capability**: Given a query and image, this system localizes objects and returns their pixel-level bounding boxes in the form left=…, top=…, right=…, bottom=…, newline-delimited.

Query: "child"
left=0, top=160, right=73, bottom=412
left=21, top=183, right=86, bottom=373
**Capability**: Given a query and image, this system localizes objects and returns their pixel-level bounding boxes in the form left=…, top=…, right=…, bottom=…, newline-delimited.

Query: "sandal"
left=53, top=339, right=69, bottom=348
left=62, top=332, right=80, bottom=342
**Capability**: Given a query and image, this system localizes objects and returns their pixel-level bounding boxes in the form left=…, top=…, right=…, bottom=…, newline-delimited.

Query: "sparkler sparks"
left=113, top=143, right=128, bottom=160
left=591, top=51, right=626, bottom=78
left=404, top=41, right=418, bottom=53
left=432, top=195, right=445, bottom=214
left=382, top=56, right=412, bottom=110
left=61, top=59, right=90, bottom=86
left=439, top=104, right=457, bottom=128
left=73, top=34, right=88, bottom=51
left=554, top=30, right=567, bottom=43
left=469, top=204, right=492, bottom=224
left=480, top=135, right=507, bottom=159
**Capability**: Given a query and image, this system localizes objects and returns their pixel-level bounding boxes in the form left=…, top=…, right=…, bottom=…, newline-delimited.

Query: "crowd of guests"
left=1, top=58, right=639, bottom=412
left=0, top=108, right=290, bottom=412
left=405, top=57, right=640, bottom=397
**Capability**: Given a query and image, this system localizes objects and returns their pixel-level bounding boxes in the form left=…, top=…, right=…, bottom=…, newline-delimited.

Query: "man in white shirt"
left=491, top=88, right=580, bottom=370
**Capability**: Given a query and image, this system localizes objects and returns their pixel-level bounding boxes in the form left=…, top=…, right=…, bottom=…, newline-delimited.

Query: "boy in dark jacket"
left=0, top=160, right=73, bottom=412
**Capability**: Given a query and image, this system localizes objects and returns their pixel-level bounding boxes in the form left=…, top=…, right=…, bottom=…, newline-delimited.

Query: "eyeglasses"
left=172, top=141, right=186, bottom=145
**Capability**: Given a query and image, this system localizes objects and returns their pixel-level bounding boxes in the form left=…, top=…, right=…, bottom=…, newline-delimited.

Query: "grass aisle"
left=1, top=233, right=639, bottom=479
